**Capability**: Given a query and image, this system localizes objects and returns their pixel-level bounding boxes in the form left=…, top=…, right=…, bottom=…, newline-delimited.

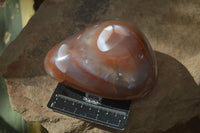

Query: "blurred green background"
left=0, top=0, right=22, bottom=55
left=0, top=75, right=27, bottom=133
left=0, top=0, right=46, bottom=133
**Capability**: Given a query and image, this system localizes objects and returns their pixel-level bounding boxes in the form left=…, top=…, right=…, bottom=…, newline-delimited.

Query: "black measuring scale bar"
left=47, top=83, right=131, bottom=130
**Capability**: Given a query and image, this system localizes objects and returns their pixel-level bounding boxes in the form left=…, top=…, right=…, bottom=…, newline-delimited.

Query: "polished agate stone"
left=44, top=20, right=157, bottom=100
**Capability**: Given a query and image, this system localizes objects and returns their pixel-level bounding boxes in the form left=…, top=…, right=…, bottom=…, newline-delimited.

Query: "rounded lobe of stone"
left=44, top=20, right=157, bottom=100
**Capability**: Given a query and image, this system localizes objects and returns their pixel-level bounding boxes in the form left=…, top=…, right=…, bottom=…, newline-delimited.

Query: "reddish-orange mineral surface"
left=44, top=20, right=157, bottom=100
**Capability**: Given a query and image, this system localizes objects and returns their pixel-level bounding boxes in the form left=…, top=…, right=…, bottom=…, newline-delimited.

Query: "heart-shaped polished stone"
left=44, top=20, right=157, bottom=100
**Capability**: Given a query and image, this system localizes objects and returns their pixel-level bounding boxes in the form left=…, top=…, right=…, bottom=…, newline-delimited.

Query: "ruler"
left=47, top=83, right=131, bottom=130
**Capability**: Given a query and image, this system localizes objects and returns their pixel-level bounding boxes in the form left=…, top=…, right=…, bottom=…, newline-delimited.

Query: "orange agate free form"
left=45, top=20, right=157, bottom=100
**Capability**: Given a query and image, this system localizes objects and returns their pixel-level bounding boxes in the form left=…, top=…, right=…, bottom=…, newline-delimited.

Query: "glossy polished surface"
left=44, top=20, right=157, bottom=100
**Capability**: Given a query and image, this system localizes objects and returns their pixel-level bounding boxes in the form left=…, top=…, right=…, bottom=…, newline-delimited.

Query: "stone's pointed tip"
left=44, top=20, right=157, bottom=100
